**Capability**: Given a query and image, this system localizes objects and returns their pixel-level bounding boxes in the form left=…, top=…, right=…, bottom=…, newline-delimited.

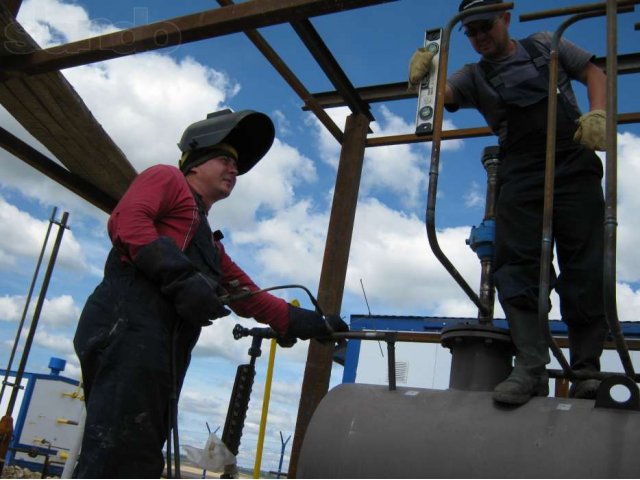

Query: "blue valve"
left=466, top=219, right=495, bottom=260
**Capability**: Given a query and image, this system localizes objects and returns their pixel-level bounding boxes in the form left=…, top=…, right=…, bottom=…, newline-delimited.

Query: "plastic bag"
left=183, top=433, right=236, bottom=471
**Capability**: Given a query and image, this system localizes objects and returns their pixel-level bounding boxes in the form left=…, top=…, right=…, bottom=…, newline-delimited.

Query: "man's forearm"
left=582, top=61, right=606, bottom=111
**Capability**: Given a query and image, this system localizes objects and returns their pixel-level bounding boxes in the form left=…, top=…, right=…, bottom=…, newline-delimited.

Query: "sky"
left=1, top=0, right=640, bottom=474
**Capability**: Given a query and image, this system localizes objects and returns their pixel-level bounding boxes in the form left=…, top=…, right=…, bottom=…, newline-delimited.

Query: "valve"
left=466, top=219, right=495, bottom=260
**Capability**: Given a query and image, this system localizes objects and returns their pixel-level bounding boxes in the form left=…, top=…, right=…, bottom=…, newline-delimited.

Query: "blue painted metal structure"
left=0, top=359, right=79, bottom=476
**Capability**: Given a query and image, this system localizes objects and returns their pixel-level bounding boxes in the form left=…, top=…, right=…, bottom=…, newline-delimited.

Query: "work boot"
left=567, top=318, right=608, bottom=399
left=493, top=305, right=550, bottom=406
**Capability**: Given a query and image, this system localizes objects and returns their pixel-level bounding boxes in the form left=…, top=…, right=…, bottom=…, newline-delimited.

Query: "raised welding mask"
left=178, top=109, right=275, bottom=175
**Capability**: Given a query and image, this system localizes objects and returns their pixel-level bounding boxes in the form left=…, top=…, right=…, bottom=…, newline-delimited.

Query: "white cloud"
left=5, top=0, right=239, bottom=224
left=211, top=139, right=318, bottom=231
left=35, top=328, right=75, bottom=355
left=0, top=196, right=88, bottom=273
left=0, top=294, right=81, bottom=326
left=345, top=198, right=481, bottom=314
left=464, top=180, right=485, bottom=208
left=615, top=130, right=640, bottom=284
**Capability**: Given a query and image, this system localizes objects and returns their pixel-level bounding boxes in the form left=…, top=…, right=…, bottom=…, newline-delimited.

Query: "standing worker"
left=73, top=109, right=348, bottom=478
left=408, top=0, right=608, bottom=405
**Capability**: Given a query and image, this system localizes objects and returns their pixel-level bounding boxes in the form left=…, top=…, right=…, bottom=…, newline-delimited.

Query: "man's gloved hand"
left=276, top=336, right=297, bottom=349
left=173, top=273, right=230, bottom=326
left=408, top=47, right=435, bottom=89
left=573, top=109, right=606, bottom=151
left=286, top=305, right=349, bottom=343
left=133, top=236, right=230, bottom=327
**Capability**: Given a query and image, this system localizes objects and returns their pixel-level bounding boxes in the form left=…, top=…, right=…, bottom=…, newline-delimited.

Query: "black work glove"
left=286, top=305, right=349, bottom=343
left=276, top=336, right=297, bottom=349
left=133, top=237, right=230, bottom=327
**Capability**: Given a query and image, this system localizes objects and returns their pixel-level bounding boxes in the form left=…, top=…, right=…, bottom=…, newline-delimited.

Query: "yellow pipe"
left=253, top=299, right=298, bottom=478
left=253, top=338, right=277, bottom=478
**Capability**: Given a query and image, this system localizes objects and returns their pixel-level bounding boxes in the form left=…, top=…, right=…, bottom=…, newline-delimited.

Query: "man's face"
left=195, top=155, right=238, bottom=201
left=465, top=12, right=511, bottom=60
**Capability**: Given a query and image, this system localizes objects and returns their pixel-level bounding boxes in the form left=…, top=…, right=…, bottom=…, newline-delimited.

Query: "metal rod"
left=291, top=19, right=373, bottom=121
left=3, top=211, right=69, bottom=418
left=537, top=13, right=605, bottom=379
left=366, top=111, right=640, bottom=148
left=604, top=0, right=636, bottom=377
left=0, top=207, right=57, bottom=405
left=330, top=329, right=640, bottom=350
left=424, top=2, right=512, bottom=318
left=215, top=0, right=344, bottom=144
left=387, top=337, right=397, bottom=391
left=519, top=0, right=639, bottom=22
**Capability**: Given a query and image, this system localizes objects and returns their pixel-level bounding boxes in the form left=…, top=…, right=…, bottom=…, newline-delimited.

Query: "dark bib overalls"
left=73, top=200, right=221, bottom=478
left=487, top=40, right=607, bottom=371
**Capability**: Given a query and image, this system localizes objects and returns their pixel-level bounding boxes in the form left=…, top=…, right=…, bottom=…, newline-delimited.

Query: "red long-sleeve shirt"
left=108, top=164, right=289, bottom=333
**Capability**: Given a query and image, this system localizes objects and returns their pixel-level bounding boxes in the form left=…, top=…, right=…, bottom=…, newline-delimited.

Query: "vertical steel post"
left=288, top=112, right=370, bottom=478
left=603, top=0, right=635, bottom=377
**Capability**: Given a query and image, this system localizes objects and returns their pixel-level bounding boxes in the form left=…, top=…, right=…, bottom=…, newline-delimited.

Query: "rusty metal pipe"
left=215, top=0, right=344, bottom=144
left=536, top=14, right=596, bottom=377
left=519, top=0, right=638, bottom=22
left=478, top=153, right=501, bottom=324
left=425, top=2, right=512, bottom=318
left=604, top=0, right=636, bottom=377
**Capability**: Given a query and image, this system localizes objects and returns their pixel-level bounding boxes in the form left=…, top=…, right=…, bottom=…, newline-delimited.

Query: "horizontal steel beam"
left=2, top=0, right=395, bottom=76
left=344, top=329, right=640, bottom=350
left=215, top=0, right=344, bottom=144
left=291, top=18, right=374, bottom=121
left=305, top=53, right=640, bottom=110
left=365, top=112, right=640, bottom=147
left=0, top=126, right=117, bottom=213
left=519, top=0, right=639, bottom=22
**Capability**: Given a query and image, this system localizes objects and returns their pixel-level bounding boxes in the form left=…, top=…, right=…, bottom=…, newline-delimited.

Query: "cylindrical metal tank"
left=298, top=383, right=640, bottom=478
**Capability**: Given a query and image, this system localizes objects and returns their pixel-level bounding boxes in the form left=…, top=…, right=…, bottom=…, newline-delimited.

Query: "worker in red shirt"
left=73, top=109, right=348, bottom=478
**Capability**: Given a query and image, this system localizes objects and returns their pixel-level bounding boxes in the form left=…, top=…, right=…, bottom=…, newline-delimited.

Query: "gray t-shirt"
left=447, top=31, right=594, bottom=145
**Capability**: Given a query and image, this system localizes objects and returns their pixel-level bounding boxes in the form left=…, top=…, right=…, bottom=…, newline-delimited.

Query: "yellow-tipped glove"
left=408, top=47, right=435, bottom=89
left=573, top=109, right=606, bottom=151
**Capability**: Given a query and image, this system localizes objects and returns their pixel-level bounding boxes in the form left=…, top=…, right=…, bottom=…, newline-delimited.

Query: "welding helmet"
left=178, top=109, right=275, bottom=175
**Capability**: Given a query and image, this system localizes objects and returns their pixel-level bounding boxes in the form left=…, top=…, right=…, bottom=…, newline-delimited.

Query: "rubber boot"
left=493, top=305, right=550, bottom=406
left=567, top=317, right=608, bottom=399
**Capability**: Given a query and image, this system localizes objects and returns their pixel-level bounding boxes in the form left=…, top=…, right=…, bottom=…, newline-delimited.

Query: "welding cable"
left=221, top=284, right=324, bottom=315
left=166, top=320, right=182, bottom=478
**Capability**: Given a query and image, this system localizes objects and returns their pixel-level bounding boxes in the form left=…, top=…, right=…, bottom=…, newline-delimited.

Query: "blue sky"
left=1, top=0, right=640, bottom=473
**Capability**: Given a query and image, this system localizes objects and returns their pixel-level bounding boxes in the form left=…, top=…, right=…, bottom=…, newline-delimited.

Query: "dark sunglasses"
left=464, top=18, right=497, bottom=37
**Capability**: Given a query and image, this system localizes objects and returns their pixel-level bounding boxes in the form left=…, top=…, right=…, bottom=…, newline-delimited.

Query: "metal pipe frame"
left=366, top=111, right=640, bottom=147
left=533, top=1, right=637, bottom=380
left=1, top=0, right=395, bottom=78
left=215, top=0, right=344, bottom=144
left=424, top=2, right=513, bottom=319
left=290, top=19, right=374, bottom=122
left=303, top=53, right=640, bottom=110
left=519, top=0, right=639, bottom=21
